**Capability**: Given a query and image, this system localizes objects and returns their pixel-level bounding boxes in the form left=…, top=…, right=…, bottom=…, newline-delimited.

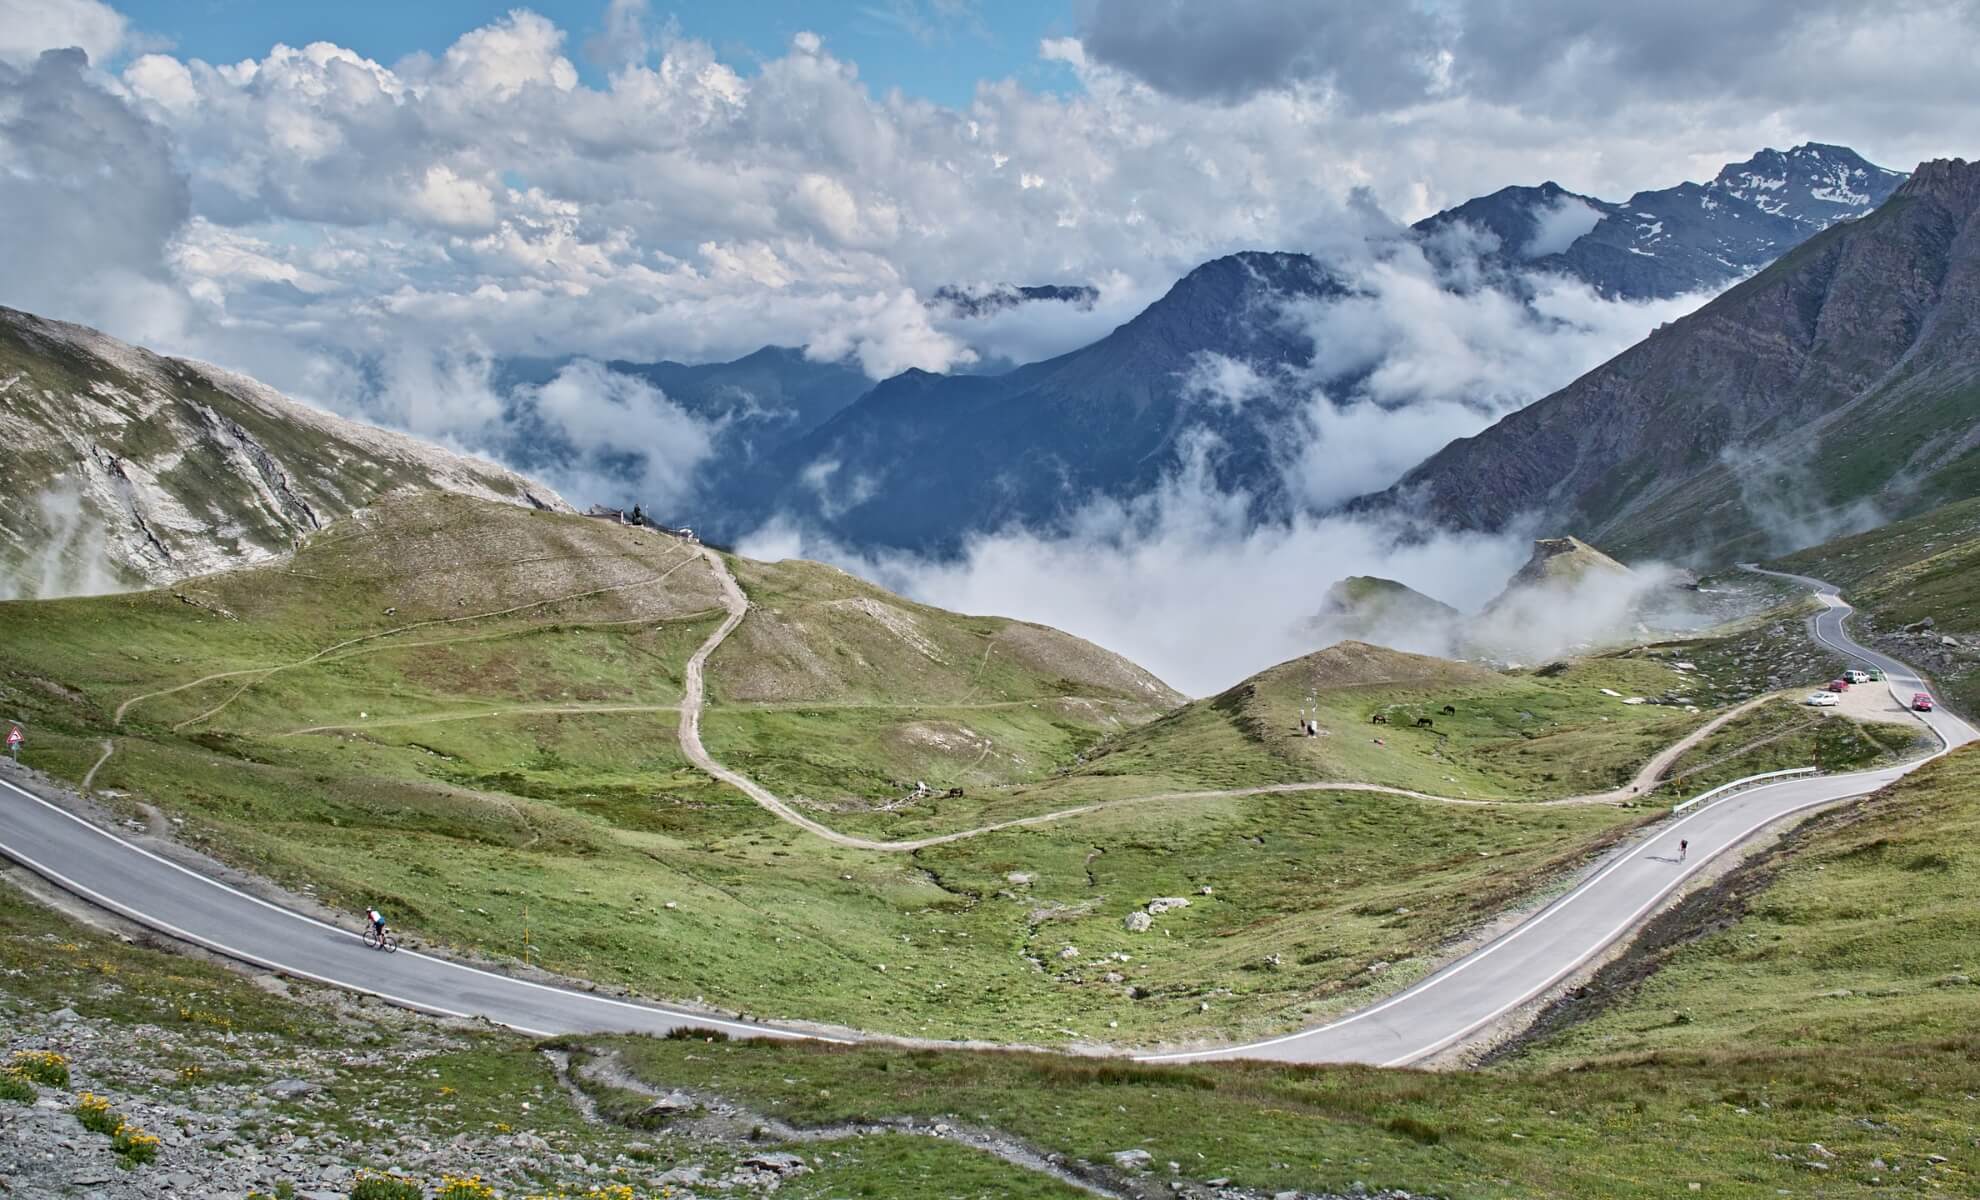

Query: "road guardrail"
left=1670, top=766, right=1819, bottom=814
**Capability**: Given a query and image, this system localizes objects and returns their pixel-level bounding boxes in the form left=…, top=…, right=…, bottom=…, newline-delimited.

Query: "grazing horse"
left=1414, top=716, right=1435, bottom=728
left=1370, top=713, right=1389, bottom=724
left=1441, top=704, right=1456, bottom=715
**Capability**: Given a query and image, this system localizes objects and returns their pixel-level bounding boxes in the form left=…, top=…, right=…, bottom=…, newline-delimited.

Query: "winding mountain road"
left=0, top=567, right=1969, bottom=1063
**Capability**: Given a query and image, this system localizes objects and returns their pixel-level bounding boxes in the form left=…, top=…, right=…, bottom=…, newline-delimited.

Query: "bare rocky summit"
left=0, top=307, right=567, bottom=599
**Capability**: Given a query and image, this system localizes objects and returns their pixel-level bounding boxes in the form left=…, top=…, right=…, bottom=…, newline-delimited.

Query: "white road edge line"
left=1133, top=768, right=1873, bottom=1063
left=0, top=776, right=839, bottom=1044
left=1377, top=779, right=1894, bottom=1066
left=1142, top=587, right=1964, bottom=1065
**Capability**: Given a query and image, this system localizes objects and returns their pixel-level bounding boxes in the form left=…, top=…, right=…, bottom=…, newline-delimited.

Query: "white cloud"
left=0, top=3, right=1954, bottom=604
left=529, top=360, right=719, bottom=509
left=1182, top=352, right=1274, bottom=410
left=1522, top=193, right=1602, bottom=257
left=741, top=445, right=1533, bottom=695
left=409, top=164, right=499, bottom=231
left=0, top=0, right=125, bottom=67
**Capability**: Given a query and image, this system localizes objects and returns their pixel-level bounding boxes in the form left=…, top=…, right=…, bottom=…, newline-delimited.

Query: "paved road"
left=0, top=572, right=1969, bottom=1061
left=0, top=774, right=833, bottom=1044
left=1139, top=571, right=1975, bottom=1065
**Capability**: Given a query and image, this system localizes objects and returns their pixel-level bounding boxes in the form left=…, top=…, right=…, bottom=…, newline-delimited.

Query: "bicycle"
left=362, top=924, right=400, bottom=953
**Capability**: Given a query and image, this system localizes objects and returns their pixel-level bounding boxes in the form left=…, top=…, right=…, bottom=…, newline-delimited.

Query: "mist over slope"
left=1369, top=156, right=1980, bottom=564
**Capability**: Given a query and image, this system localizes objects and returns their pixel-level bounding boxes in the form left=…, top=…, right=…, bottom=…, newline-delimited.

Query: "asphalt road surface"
left=1, top=573, right=1970, bottom=1063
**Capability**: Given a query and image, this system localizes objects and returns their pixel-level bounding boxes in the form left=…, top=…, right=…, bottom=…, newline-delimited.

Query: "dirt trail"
left=282, top=703, right=683, bottom=737
left=103, top=545, right=1829, bottom=854
left=1597, top=694, right=1772, bottom=801
left=116, top=550, right=701, bottom=730
left=672, top=554, right=1779, bottom=853
left=80, top=739, right=115, bottom=794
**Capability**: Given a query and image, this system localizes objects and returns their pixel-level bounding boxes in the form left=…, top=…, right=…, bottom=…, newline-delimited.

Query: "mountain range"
left=1415, top=144, right=1906, bottom=300
left=650, top=142, right=1909, bottom=551
left=1372, top=156, right=1980, bottom=563
left=713, top=251, right=1343, bottom=550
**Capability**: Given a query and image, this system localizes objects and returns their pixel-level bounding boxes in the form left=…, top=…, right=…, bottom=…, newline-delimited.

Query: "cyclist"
left=366, top=906, right=389, bottom=948
left=1678, top=839, right=1688, bottom=862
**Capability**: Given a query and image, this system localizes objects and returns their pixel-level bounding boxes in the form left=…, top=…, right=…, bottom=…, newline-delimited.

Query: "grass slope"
left=0, top=493, right=1854, bottom=1045
left=11, top=847, right=1971, bottom=1199
left=1073, top=641, right=1710, bottom=803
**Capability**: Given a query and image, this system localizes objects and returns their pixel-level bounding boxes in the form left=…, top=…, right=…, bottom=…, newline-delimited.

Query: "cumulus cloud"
left=1080, top=0, right=1980, bottom=149
left=0, top=47, right=191, bottom=343
left=0, top=0, right=126, bottom=67
left=0, top=0, right=1948, bottom=422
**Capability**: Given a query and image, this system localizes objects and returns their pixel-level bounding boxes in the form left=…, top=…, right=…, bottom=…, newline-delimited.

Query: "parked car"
left=1913, top=693, right=1936, bottom=712
left=1843, top=669, right=1872, bottom=684
left=1805, top=692, right=1841, bottom=707
left=1826, top=679, right=1851, bottom=692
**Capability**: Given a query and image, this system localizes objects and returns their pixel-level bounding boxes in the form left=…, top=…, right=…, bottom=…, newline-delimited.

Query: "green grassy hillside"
left=1074, top=641, right=1711, bottom=802
left=13, top=855, right=1972, bottom=1199
left=0, top=492, right=1898, bottom=1046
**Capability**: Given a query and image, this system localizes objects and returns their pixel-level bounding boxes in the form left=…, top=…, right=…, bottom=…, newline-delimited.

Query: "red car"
left=1825, top=679, right=1850, bottom=693
left=1913, top=693, right=1936, bottom=712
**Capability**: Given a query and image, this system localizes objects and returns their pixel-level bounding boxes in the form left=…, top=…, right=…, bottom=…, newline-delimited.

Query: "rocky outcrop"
left=0, top=306, right=569, bottom=598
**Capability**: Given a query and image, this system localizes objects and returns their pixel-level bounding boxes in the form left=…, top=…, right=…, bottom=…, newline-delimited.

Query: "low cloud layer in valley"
left=739, top=450, right=1702, bottom=697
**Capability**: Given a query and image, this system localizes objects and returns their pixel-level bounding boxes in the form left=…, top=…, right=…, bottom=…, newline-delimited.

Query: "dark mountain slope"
left=1370, top=157, right=1980, bottom=564
left=716, top=252, right=1345, bottom=550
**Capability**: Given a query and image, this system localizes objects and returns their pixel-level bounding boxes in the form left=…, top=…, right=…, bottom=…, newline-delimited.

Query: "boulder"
left=1124, top=911, right=1153, bottom=933
left=743, top=1151, right=809, bottom=1176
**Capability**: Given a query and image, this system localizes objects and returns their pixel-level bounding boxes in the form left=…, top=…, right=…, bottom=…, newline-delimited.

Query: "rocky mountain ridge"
left=1414, top=143, right=1906, bottom=299
left=0, top=307, right=567, bottom=599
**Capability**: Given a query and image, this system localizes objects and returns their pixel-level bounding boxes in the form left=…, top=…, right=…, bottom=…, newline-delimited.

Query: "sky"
left=3, top=0, right=1976, bottom=689
left=7, top=0, right=1976, bottom=386
left=110, top=0, right=1077, bottom=107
